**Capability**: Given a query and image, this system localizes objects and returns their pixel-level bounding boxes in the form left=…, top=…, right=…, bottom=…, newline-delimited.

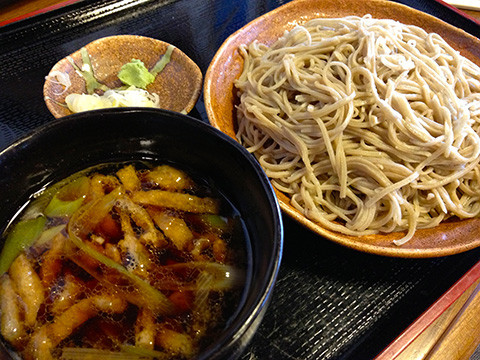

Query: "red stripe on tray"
left=374, top=260, right=480, bottom=360
left=434, top=0, right=480, bottom=25
left=0, top=0, right=81, bottom=27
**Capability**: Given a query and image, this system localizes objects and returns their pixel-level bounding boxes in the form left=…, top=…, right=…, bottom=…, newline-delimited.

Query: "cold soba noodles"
left=235, top=15, right=480, bottom=245
left=0, top=163, right=248, bottom=359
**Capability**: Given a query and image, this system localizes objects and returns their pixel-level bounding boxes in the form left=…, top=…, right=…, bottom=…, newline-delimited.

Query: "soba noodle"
left=234, top=15, right=480, bottom=245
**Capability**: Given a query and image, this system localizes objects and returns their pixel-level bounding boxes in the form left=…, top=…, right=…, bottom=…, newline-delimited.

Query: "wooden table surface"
left=0, top=0, right=63, bottom=23
left=465, top=9, right=480, bottom=21
left=1, top=0, right=480, bottom=23
left=0, top=0, right=479, bottom=359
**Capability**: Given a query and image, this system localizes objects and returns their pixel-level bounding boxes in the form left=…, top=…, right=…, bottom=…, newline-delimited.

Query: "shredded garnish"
left=61, top=347, right=147, bottom=360
left=65, top=86, right=160, bottom=113
left=45, top=70, right=72, bottom=95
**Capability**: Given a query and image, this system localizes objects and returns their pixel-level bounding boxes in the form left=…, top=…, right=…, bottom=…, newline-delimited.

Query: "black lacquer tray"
left=1, top=1, right=479, bottom=359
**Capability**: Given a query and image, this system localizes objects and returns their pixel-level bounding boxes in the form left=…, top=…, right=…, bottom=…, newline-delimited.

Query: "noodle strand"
left=235, top=15, right=480, bottom=244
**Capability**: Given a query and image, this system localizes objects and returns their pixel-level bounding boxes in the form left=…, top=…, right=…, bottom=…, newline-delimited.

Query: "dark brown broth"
left=0, top=162, right=250, bottom=360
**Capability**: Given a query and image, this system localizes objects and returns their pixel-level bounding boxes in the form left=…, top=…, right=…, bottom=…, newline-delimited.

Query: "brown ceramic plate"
left=203, top=0, right=480, bottom=258
left=44, top=35, right=202, bottom=118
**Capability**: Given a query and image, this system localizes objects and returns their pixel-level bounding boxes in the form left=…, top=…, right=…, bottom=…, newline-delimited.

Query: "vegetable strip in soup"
left=235, top=15, right=480, bottom=245
left=0, top=163, right=246, bottom=360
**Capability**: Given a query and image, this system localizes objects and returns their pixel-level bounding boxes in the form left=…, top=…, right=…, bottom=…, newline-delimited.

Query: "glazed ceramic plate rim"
left=43, top=35, right=203, bottom=118
left=203, top=0, right=480, bottom=258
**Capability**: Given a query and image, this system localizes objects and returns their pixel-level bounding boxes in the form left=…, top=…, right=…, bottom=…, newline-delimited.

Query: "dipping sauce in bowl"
left=1, top=162, right=248, bottom=359
left=0, top=108, right=283, bottom=360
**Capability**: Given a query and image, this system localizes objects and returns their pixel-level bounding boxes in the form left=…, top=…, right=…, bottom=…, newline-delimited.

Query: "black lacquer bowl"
left=0, top=108, right=283, bottom=360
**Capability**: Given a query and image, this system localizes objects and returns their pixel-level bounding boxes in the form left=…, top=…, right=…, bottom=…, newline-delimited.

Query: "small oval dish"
left=44, top=35, right=202, bottom=118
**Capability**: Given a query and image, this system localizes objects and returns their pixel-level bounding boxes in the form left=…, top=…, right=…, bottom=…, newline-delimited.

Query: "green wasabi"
left=118, top=59, right=155, bottom=89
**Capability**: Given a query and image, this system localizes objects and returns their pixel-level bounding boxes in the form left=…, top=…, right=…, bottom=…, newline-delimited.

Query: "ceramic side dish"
left=44, top=35, right=202, bottom=118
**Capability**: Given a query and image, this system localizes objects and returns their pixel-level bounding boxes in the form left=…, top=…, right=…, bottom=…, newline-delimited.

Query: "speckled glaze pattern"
left=203, top=0, right=480, bottom=258
left=44, top=35, right=202, bottom=118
